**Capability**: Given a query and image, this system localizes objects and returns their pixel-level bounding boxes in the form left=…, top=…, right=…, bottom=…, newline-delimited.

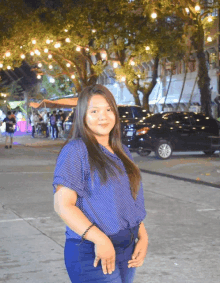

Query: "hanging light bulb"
left=49, top=65, right=53, bottom=69
left=38, top=63, right=42, bottom=67
left=5, top=51, right=11, bottom=57
left=64, top=29, right=68, bottom=32
left=113, top=62, right=118, bottom=68
left=151, top=12, right=157, bottom=19
left=130, top=61, right=135, bottom=66
left=207, top=36, right=212, bottom=42
left=66, top=63, right=71, bottom=68
left=71, top=74, right=75, bottom=79
left=32, top=39, right=36, bottom=44
left=37, top=74, right=41, bottom=79
left=50, top=78, right=55, bottom=83
left=44, top=48, right=49, bottom=53
left=145, top=46, right=150, bottom=51
left=0, top=63, right=3, bottom=68
left=92, top=29, right=96, bottom=33
left=185, top=8, right=190, bottom=13
left=208, top=16, right=213, bottom=22
left=85, top=48, right=89, bottom=52
left=101, top=52, right=107, bottom=59
left=30, top=51, right=34, bottom=56
left=35, top=49, right=41, bottom=55
left=20, top=46, right=23, bottom=49
left=7, top=66, right=11, bottom=70
left=76, top=46, right=81, bottom=51
left=195, top=4, right=200, bottom=12
left=54, top=42, right=61, bottom=48
left=121, top=76, right=126, bottom=82
left=65, top=38, right=71, bottom=43
left=48, top=54, right=52, bottom=59
left=21, top=54, right=25, bottom=59
left=46, top=39, right=51, bottom=44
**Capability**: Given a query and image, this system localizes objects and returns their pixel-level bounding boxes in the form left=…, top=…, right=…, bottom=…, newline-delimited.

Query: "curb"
left=140, top=168, right=220, bottom=189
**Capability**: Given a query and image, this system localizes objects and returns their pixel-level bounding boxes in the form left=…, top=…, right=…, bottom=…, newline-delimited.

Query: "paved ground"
left=0, top=134, right=219, bottom=282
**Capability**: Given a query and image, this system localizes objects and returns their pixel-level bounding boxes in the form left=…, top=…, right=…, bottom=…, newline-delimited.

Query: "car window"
left=174, top=113, right=191, bottom=125
left=118, top=107, right=133, bottom=118
left=132, top=107, right=143, bottom=118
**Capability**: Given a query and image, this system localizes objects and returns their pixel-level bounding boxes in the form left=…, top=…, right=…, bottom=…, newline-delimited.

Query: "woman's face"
left=85, top=95, right=116, bottom=140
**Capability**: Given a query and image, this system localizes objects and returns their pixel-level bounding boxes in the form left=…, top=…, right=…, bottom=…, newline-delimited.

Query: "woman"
left=53, top=84, right=148, bottom=283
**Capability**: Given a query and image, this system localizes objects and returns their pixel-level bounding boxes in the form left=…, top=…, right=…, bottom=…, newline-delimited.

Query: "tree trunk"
left=162, top=70, right=172, bottom=111
left=187, top=75, right=198, bottom=111
left=197, top=50, right=212, bottom=116
left=176, top=61, right=188, bottom=111
left=125, top=83, right=141, bottom=106
left=141, top=55, right=159, bottom=110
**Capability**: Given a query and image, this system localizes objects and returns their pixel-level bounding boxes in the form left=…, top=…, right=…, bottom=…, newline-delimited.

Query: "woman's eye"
left=107, top=108, right=112, bottom=111
left=91, top=110, right=97, bottom=113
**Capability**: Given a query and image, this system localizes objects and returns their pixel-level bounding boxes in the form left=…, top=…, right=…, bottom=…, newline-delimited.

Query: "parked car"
left=122, top=112, right=220, bottom=159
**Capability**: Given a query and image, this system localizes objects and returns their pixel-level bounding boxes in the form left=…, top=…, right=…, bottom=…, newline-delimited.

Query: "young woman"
left=53, top=84, right=148, bottom=283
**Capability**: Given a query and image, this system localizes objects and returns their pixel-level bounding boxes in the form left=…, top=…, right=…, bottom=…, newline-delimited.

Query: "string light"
left=32, top=39, right=36, bottom=44
left=35, top=49, right=41, bottom=55
left=195, top=4, right=200, bottom=12
left=130, top=61, right=135, bottom=66
left=113, top=62, right=118, bottom=68
left=21, top=54, right=25, bottom=59
left=66, top=63, right=71, bottom=67
left=46, top=39, right=51, bottom=44
left=49, top=65, right=53, bottom=69
left=76, top=46, right=81, bottom=51
left=54, top=42, right=61, bottom=48
left=20, top=46, right=23, bottom=49
left=64, top=29, right=68, bottom=32
left=37, top=74, right=41, bottom=79
left=44, top=48, right=48, bottom=53
left=50, top=78, right=55, bottom=83
left=30, top=51, right=34, bottom=56
left=7, top=66, right=11, bottom=70
left=207, top=36, right=212, bottom=42
left=5, top=52, right=11, bottom=57
left=0, top=63, right=3, bottom=68
left=101, top=52, right=107, bottom=59
left=208, top=16, right=213, bottom=22
left=151, top=12, right=157, bottom=19
left=145, top=46, right=150, bottom=51
left=65, top=38, right=71, bottom=43
left=85, top=48, right=89, bottom=52
left=48, top=54, right=52, bottom=59
left=38, top=63, right=42, bottom=67
left=71, top=74, right=75, bottom=79
left=92, top=29, right=96, bottom=33
left=121, top=76, right=126, bottom=82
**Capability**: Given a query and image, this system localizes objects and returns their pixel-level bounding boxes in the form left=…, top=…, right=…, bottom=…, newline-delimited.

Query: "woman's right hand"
left=93, top=237, right=115, bottom=275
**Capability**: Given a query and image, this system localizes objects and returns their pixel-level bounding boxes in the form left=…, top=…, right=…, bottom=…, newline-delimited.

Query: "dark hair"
left=7, top=111, right=11, bottom=115
left=64, top=84, right=141, bottom=200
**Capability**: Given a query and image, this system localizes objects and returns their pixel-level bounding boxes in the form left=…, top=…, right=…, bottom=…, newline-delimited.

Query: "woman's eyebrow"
left=88, top=105, right=111, bottom=109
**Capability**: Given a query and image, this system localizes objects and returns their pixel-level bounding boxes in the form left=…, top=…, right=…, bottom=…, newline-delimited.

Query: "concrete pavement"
left=0, top=134, right=220, bottom=282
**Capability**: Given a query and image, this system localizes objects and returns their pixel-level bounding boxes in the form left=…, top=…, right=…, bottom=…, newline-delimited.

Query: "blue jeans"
left=64, top=225, right=139, bottom=283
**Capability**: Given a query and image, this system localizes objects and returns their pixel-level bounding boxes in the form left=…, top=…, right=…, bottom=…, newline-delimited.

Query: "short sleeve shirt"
left=3, top=117, right=16, bottom=133
left=53, top=138, right=146, bottom=239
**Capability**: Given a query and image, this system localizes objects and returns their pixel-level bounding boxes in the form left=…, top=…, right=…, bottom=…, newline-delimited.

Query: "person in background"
left=2, top=111, right=16, bottom=149
left=50, top=110, right=58, bottom=139
left=53, top=85, right=148, bottom=283
left=43, top=110, right=49, bottom=138
left=30, top=111, right=39, bottom=138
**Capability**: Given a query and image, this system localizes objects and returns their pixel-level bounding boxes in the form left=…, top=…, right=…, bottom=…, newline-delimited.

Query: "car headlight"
left=136, top=127, right=150, bottom=136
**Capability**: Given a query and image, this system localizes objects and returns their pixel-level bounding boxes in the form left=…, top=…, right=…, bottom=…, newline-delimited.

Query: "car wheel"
left=155, top=141, right=172, bottom=159
left=137, top=148, right=151, bottom=157
left=203, top=150, right=215, bottom=155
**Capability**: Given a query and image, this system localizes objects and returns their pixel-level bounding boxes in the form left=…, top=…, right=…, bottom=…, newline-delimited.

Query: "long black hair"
left=64, top=84, right=141, bottom=200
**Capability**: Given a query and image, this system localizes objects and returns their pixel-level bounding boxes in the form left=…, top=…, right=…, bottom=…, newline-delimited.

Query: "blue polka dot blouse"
left=53, top=138, right=146, bottom=239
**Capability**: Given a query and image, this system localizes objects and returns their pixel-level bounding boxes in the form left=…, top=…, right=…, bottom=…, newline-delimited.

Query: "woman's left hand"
left=128, top=237, right=148, bottom=268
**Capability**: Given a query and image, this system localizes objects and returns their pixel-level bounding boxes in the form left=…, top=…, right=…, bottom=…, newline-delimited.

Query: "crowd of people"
left=30, top=109, right=66, bottom=139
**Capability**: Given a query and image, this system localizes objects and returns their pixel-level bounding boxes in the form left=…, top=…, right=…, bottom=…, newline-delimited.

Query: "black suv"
left=122, top=112, right=220, bottom=159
